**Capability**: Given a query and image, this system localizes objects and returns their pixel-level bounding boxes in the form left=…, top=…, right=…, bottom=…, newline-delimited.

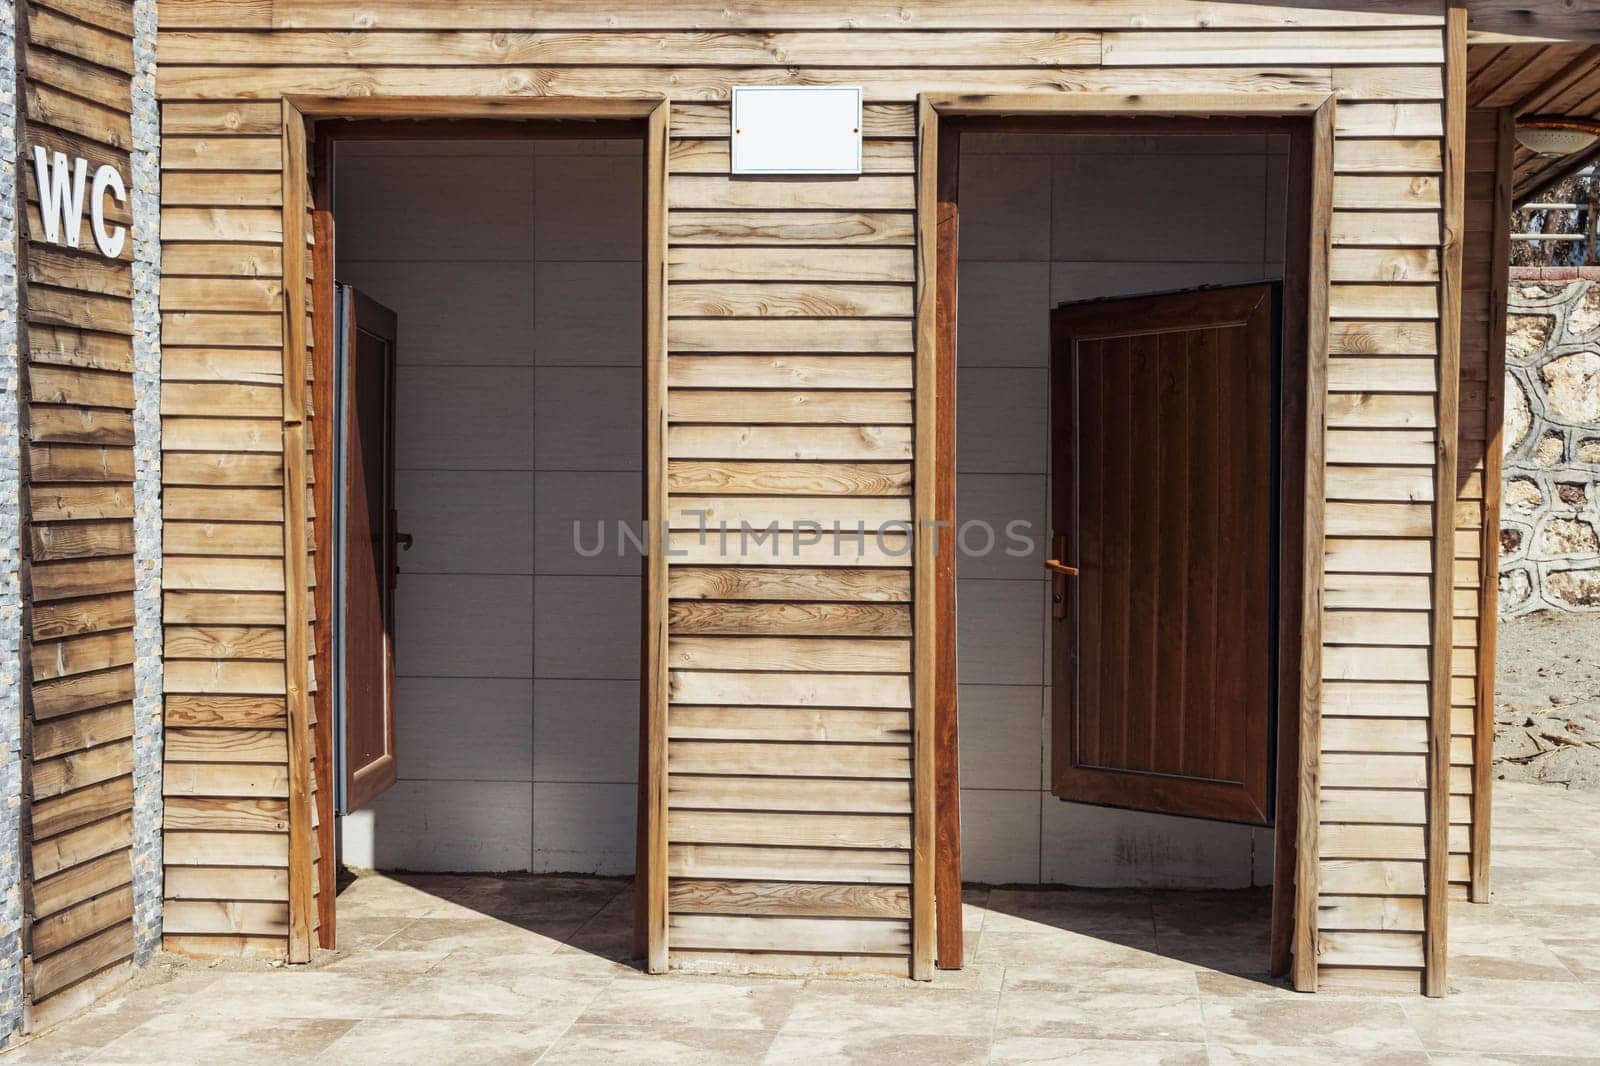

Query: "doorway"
left=936, top=112, right=1323, bottom=977
left=312, top=119, right=651, bottom=946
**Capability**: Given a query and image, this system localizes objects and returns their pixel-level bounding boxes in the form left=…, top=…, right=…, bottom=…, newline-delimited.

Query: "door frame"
left=918, top=92, right=1334, bottom=988
left=286, top=95, right=670, bottom=967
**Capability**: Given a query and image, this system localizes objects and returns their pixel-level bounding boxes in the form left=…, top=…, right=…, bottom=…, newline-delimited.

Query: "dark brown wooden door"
left=342, top=287, right=400, bottom=813
left=1050, top=283, right=1277, bottom=825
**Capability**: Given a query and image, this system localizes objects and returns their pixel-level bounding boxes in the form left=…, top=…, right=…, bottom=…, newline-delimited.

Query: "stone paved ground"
left=3, top=781, right=1599, bottom=1065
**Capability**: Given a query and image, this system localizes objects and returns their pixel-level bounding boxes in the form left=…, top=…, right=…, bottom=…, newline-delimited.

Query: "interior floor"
left=15, top=781, right=1595, bottom=1062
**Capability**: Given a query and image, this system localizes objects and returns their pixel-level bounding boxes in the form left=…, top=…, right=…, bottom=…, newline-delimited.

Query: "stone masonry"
left=0, top=0, right=26, bottom=1045
left=1500, top=276, right=1600, bottom=615
left=129, top=0, right=164, bottom=964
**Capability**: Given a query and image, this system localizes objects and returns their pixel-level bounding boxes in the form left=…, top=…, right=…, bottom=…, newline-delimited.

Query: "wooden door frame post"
left=920, top=90, right=1334, bottom=989
left=280, top=98, right=316, bottom=965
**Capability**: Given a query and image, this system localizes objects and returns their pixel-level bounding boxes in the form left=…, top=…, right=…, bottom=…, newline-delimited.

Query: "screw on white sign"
left=31, top=146, right=129, bottom=259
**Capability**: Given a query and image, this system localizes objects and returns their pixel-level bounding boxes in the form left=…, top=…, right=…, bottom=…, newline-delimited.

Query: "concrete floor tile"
left=765, top=1031, right=990, bottom=1065
left=1206, top=1047, right=1427, bottom=1065
left=578, top=974, right=803, bottom=1031
left=990, top=1036, right=1207, bottom=1065
left=995, top=989, right=1206, bottom=1042
left=1003, top=966, right=1199, bottom=996
left=372, top=916, right=570, bottom=956
left=781, top=984, right=999, bottom=1038
left=539, top=1025, right=775, bottom=1065
left=317, top=1017, right=563, bottom=1066
left=376, top=969, right=610, bottom=1022
left=1200, top=1000, right=1424, bottom=1052
left=179, top=971, right=413, bottom=1021
left=1403, top=1003, right=1600, bottom=1056
left=88, top=1014, right=357, bottom=1065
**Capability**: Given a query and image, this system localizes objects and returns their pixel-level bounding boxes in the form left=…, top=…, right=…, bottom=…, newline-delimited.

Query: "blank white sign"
left=730, top=87, right=862, bottom=175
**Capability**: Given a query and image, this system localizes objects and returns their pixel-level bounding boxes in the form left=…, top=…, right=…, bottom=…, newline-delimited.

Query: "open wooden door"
left=1049, top=283, right=1278, bottom=826
left=340, top=286, right=401, bottom=813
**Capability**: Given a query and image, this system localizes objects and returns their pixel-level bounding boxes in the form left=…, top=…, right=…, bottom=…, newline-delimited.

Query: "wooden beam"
left=308, top=124, right=337, bottom=950
left=1469, top=0, right=1600, bottom=43
left=932, top=115, right=961, bottom=972
left=286, top=94, right=662, bottom=120
left=1472, top=106, right=1514, bottom=904
left=910, top=93, right=939, bottom=983
left=1292, top=95, right=1335, bottom=996
left=1426, top=0, right=1469, bottom=1000
left=279, top=98, right=315, bottom=966
left=926, top=91, right=1332, bottom=117
left=1271, top=114, right=1312, bottom=981
left=636, top=98, right=671, bottom=975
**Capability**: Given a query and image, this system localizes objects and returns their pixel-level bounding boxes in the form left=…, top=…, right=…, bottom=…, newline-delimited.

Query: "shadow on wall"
left=1500, top=278, right=1600, bottom=614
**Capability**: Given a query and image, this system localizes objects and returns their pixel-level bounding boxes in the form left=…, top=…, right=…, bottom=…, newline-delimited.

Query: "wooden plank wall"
left=1457, top=106, right=1511, bottom=903
left=156, top=94, right=301, bottom=957
left=152, top=0, right=1458, bottom=987
left=17, top=0, right=142, bottom=1024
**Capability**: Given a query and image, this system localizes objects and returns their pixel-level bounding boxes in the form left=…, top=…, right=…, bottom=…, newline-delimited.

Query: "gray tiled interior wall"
left=955, top=133, right=1288, bottom=887
left=333, top=139, right=643, bottom=873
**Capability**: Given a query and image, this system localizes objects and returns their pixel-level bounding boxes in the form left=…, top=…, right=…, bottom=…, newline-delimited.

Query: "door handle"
left=1045, top=559, right=1078, bottom=576
left=395, top=531, right=414, bottom=552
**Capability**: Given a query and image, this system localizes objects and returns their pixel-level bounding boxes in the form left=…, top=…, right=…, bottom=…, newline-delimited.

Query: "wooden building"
left=2, top=0, right=1598, bottom=1035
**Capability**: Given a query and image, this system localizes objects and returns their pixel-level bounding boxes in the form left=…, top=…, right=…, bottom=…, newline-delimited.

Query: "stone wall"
left=1501, top=275, right=1600, bottom=615
left=0, top=0, right=25, bottom=1044
left=129, top=0, right=163, bottom=962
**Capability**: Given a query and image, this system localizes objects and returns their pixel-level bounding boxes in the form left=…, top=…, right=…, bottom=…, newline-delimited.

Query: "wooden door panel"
left=342, top=287, right=399, bottom=813
left=1051, top=283, right=1278, bottom=826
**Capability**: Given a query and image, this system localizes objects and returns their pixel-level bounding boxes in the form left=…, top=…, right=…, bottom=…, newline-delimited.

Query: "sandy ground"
left=1495, top=610, right=1600, bottom=789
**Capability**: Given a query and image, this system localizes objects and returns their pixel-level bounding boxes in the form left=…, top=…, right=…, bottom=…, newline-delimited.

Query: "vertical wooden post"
left=932, top=118, right=963, bottom=971
left=635, top=98, right=671, bottom=974
left=1471, top=106, right=1514, bottom=905
left=280, top=98, right=316, bottom=965
left=910, top=95, right=939, bottom=981
left=1427, top=0, right=1469, bottom=999
left=1291, top=96, right=1335, bottom=995
left=309, top=129, right=338, bottom=948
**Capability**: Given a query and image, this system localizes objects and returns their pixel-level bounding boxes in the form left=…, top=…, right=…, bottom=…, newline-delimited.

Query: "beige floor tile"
left=178, top=970, right=414, bottom=1021
left=317, top=1017, right=564, bottom=1066
left=1004, top=965, right=1199, bottom=996
left=1403, top=1002, right=1600, bottom=1056
left=765, top=1031, right=990, bottom=1065
left=539, top=1025, right=775, bottom=1065
left=990, top=1036, right=1207, bottom=1064
left=1200, top=999, right=1424, bottom=1052
left=577, top=973, right=803, bottom=1031
left=995, top=989, right=1205, bottom=1042
left=88, top=1014, right=357, bottom=1065
left=1443, top=975, right=1600, bottom=1009
left=1206, top=1046, right=1427, bottom=1065
left=376, top=969, right=611, bottom=1022
left=780, top=983, right=999, bottom=1038
left=372, top=916, right=569, bottom=956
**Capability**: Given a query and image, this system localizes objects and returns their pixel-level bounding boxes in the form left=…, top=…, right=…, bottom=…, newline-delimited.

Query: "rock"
left=1534, top=432, right=1566, bottom=466
left=1541, top=350, right=1600, bottom=423
left=1557, top=482, right=1589, bottom=506
left=1507, top=313, right=1554, bottom=359
left=1505, top=477, right=1543, bottom=513
left=1505, top=375, right=1532, bottom=454
left=1546, top=569, right=1600, bottom=608
left=1571, top=283, right=1600, bottom=336
left=1580, top=439, right=1600, bottom=464
left=1540, top=517, right=1600, bottom=556
left=1501, top=527, right=1524, bottom=555
left=1501, top=566, right=1534, bottom=607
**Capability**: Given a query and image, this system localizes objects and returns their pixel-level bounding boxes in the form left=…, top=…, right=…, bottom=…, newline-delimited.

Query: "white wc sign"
left=31, top=146, right=128, bottom=259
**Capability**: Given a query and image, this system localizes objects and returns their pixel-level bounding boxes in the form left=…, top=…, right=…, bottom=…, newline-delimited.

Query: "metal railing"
left=1513, top=165, right=1597, bottom=266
